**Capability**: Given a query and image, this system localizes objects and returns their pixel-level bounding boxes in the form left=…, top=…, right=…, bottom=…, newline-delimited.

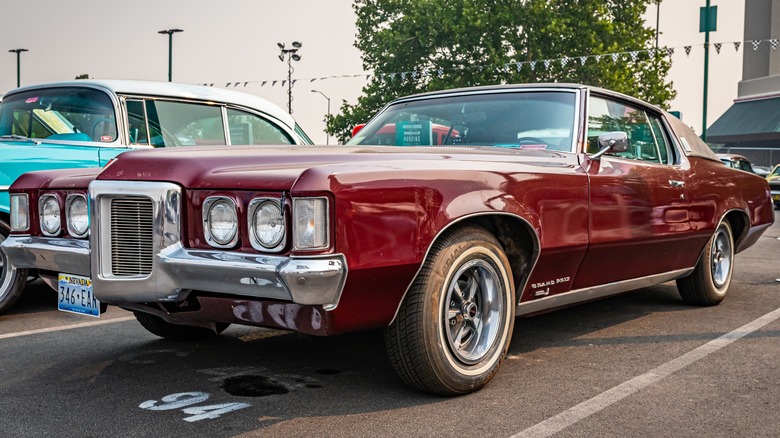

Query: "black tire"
left=0, top=227, right=27, bottom=316
left=134, top=311, right=229, bottom=341
left=384, top=226, right=515, bottom=396
left=676, top=220, right=734, bottom=306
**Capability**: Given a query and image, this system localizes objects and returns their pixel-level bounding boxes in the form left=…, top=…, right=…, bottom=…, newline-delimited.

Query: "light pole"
left=699, top=1, right=717, bottom=141
left=311, top=89, right=331, bottom=145
left=277, top=41, right=302, bottom=114
left=8, top=49, right=28, bottom=88
left=158, top=29, right=183, bottom=82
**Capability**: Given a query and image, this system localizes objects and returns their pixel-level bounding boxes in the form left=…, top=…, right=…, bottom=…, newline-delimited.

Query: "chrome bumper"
left=1, top=234, right=347, bottom=309
left=1, top=236, right=91, bottom=276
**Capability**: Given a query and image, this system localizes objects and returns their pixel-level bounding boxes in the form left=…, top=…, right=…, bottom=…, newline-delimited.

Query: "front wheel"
left=384, top=226, right=515, bottom=396
left=134, top=311, right=229, bottom=341
left=676, top=220, right=734, bottom=306
left=0, top=228, right=27, bottom=315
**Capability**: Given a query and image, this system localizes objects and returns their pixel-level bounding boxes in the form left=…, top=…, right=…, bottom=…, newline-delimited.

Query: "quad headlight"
left=292, top=197, right=329, bottom=250
left=66, top=195, right=89, bottom=238
left=9, top=194, right=29, bottom=232
left=248, top=199, right=285, bottom=251
left=203, top=196, right=238, bottom=248
left=39, top=194, right=62, bottom=236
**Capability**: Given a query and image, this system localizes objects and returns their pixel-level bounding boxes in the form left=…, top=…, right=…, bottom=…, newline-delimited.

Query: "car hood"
left=96, top=144, right=574, bottom=192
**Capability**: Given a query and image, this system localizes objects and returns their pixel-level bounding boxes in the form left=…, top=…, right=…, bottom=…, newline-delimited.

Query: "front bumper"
left=1, top=236, right=91, bottom=276
left=1, top=235, right=347, bottom=309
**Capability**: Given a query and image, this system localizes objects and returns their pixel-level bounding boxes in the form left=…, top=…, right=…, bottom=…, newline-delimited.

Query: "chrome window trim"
left=221, top=106, right=231, bottom=145
left=247, top=198, right=286, bottom=252
left=202, top=196, right=240, bottom=249
left=292, top=197, right=330, bottom=251
left=38, top=194, right=62, bottom=237
left=65, top=194, right=90, bottom=238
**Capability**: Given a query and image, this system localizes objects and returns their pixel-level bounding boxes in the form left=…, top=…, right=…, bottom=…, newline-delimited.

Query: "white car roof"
left=8, top=79, right=296, bottom=130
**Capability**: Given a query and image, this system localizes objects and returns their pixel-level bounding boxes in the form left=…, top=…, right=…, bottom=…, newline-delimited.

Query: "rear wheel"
left=384, top=226, right=515, bottom=396
left=0, top=226, right=27, bottom=315
left=134, top=311, right=229, bottom=341
left=676, top=220, right=734, bottom=306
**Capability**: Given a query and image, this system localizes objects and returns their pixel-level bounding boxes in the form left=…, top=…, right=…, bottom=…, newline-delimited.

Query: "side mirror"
left=351, top=123, right=366, bottom=138
left=589, top=132, right=629, bottom=160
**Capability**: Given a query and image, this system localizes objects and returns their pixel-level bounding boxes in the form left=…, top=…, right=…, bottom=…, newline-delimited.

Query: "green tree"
left=327, top=0, right=675, bottom=143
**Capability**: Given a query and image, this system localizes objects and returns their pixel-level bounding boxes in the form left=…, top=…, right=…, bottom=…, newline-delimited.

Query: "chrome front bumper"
left=1, top=236, right=91, bottom=276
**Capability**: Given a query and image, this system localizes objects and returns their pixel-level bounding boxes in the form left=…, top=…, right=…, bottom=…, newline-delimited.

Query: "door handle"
left=668, top=180, right=685, bottom=188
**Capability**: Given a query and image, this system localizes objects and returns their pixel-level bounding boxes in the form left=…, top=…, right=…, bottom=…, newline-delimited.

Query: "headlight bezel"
left=292, top=197, right=330, bottom=251
left=66, top=194, right=90, bottom=238
left=202, top=196, right=239, bottom=249
left=248, top=198, right=286, bottom=252
left=9, top=193, right=30, bottom=232
left=39, top=194, right=62, bottom=237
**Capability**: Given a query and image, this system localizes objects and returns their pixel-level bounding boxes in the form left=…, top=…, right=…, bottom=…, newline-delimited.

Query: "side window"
left=738, top=160, right=754, bottom=173
left=145, top=100, right=226, bottom=147
left=126, top=99, right=149, bottom=145
left=647, top=115, right=672, bottom=164
left=226, top=108, right=293, bottom=145
left=587, top=96, right=669, bottom=164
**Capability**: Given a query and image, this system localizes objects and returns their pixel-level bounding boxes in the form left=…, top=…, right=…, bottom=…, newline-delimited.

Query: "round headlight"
left=67, top=196, right=89, bottom=237
left=40, top=196, right=61, bottom=236
left=206, top=199, right=238, bottom=247
left=252, top=201, right=284, bottom=249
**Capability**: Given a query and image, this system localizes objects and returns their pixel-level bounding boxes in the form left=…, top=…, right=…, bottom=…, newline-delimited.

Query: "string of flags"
left=202, top=37, right=780, bottom=89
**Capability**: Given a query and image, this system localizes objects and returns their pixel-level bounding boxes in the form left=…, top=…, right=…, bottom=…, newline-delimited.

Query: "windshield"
left=349, top=91, right=577, bottom=151
left=0, top=87, right=117, bottom=143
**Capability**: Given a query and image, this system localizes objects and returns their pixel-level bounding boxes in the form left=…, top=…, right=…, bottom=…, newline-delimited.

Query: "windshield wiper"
left=0, top=134, right=40, bottom=144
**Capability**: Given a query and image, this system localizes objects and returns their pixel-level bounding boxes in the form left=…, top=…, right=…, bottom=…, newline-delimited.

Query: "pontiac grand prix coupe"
left=2, top=84, right=774, bottom=395
left=0, top=80, right=313, bottom=314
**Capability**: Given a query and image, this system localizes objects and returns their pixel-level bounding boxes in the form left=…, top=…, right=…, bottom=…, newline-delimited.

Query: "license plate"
left=58, top=273, right=100, bottom=317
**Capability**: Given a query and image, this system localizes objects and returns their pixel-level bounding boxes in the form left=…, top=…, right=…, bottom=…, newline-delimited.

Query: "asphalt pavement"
left=1, top=211, right=779, bottom=438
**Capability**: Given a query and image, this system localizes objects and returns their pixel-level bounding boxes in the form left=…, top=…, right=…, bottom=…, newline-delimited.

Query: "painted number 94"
left=139, top=392, right=249, bottom=422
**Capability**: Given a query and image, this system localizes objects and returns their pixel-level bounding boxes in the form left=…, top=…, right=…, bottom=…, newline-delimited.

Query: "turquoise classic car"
left=0, top=80, right=313, bottom=314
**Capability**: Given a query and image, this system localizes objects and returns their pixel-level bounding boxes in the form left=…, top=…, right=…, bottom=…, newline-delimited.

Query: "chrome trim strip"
left=516, top=268, right=694, bottom=316
left=0, top=185, right=10, bottom=191
left=1, top=236, right=90, bottom=276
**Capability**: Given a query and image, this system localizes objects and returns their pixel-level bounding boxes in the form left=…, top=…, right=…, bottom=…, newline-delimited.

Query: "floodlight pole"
left=278, top=42, right=302, bottom=114
left=8, top=49, right=28, bottom=88
left=158, top=29, right=183, bottom=82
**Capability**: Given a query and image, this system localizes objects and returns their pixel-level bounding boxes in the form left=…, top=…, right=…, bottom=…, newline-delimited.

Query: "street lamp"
left=311, top=89, right=331, bottom=145
left=158, top=29, right=183, bottom=82
left=8, top=49, right=28, bottom=88
left=277, top=41, right=302, bottom=114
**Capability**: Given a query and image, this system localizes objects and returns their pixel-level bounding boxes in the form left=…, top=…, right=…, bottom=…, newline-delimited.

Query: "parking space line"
left=0, top=316, right=135, bottom=340
left=511, top=307, right=780, bottom=438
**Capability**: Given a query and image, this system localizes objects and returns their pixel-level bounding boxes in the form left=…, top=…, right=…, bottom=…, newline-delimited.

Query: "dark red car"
left=2, top=84, right=774, bottom=395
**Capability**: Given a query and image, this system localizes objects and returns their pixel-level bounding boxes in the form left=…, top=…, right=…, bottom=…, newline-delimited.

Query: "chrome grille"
left=110, top=197, right=154, bottom=276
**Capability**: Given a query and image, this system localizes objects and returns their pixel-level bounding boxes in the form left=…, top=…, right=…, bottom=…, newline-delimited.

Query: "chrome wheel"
left=0, top=229, right=27, bottom=315
left=443, top=258, right=506, bottom=365
left=710, top=226, right=732, bottom=289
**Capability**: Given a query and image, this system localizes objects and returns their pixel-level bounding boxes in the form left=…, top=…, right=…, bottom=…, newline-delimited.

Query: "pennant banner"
left=201, top=38, right=779, bottom=89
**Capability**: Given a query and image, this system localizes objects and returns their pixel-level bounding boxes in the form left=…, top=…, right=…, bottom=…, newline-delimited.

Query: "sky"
left=0, top=0, right=745, bottom=144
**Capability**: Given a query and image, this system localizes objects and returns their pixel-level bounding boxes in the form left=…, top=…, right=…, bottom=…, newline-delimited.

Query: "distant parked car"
left=768, top=164, right=780, bottom=209
left=2, top=83, right=773, bottom=395
left=0, top=80, right=313, bottom=314
left=717, top=153, right=756, bottom=174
